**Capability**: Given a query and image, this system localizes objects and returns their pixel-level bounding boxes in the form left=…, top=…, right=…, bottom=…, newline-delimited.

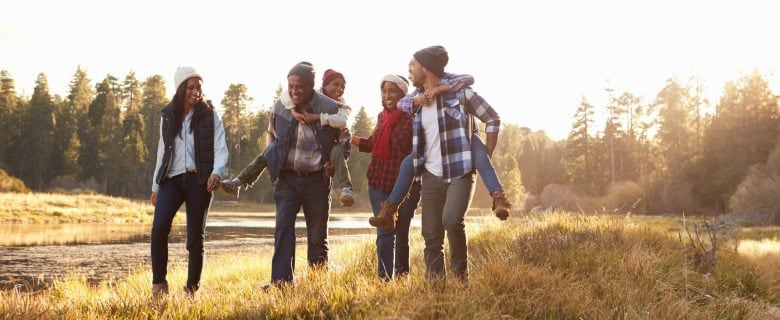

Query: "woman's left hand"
left=206, top=174, right=221, bottom=192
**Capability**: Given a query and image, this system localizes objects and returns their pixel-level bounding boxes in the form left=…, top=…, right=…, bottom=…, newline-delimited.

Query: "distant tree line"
left=0, top=68, right=778, bottom=221
left=478, top=71, right=778, bottom=223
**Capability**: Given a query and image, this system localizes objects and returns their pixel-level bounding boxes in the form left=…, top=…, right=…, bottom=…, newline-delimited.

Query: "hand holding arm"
left=291, top=108, right=306, bottom=123
left=206, top=174, right=221, bottom=192
left=304, top=112, right=320, bottom=124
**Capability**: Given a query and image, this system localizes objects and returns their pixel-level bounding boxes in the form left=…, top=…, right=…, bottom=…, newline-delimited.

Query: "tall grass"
left=1, top=213, right=778, bottom=319
left=0, top=192, right=154, bottom=223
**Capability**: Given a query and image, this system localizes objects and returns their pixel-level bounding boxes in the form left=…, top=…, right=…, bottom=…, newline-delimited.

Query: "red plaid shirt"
left=355, top=110, right=413, bottom=192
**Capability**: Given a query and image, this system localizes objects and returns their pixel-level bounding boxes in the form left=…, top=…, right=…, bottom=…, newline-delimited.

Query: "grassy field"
left=1, top=213, right=778, bottom=319
left=0, top=192, right=155, bottom=223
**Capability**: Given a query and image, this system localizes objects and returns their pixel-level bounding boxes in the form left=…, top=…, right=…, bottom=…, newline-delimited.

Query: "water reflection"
left=0, top=215, right=388, bottom=247
left=0, top=224, right=150, bottom=247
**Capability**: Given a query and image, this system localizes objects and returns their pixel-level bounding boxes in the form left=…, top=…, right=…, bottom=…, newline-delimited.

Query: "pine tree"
left=141, top=75, right=168, bottom=193
left=349, top=106, right=374, bottom=195
left=53, top=66, right=93, bottom=179
left=563, top=97, right=596, bottom=194
left=117, top=72, right=147, bottom=197
left=0, top=70, right=22, bottom=171
left=614, top=92, right=642, bottom=182
left=85, top=75, right=123, bottom=193
left=654, top=79, right=697, bottom=176
left=221, top=84, right=253, bottom=177
left=19, top=73, right=55, bottom=189
left=695, top=71, right=780, bottom=212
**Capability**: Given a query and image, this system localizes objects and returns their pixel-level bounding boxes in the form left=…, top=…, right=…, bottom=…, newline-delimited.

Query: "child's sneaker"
left=340, top=188, right=354, bottom=207
left=220, top=178, right=242, bottom=196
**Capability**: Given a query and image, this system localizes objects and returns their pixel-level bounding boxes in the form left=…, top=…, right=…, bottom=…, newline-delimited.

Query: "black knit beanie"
left=413, top=45, right=448, bottom=77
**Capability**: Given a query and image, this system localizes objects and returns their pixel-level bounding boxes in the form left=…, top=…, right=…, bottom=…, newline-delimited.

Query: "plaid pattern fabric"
left=283, top=123, right=323, bottom=173
left=397, top=73, right=474, bottom=113
left=356, top=110, right=413, bottom=191
left=409, top=88, right=500, bottom=183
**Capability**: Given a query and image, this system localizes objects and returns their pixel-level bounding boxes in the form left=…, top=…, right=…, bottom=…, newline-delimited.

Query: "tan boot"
left=152, top=282, right=169, bottom=299
left=182, top=286, right=197, bottom=301
left=369, top=201, right=399, bottom=229
left=491, top=191, right=511, bottom=220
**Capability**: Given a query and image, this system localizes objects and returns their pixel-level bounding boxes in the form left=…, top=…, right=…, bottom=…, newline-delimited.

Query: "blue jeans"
left=151, top=172, right=212, bottom=291
left=387, top=135, right=501, bottom=204
left=271, top=172, right=331, bottom=283
left=368, top=180, right=421, bottom=279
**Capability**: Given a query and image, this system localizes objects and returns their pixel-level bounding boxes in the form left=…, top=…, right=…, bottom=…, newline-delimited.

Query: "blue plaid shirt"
left=400, top=87, right=500, bottom=182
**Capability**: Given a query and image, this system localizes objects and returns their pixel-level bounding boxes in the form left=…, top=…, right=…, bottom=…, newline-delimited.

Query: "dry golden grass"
left=0, top=192, right=154, bottom=223
left=1, top=213, right=778, bottom=319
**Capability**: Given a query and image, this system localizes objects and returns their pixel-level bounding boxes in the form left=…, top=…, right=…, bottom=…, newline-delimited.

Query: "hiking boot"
left=340, top=188, right=354, bottom=207
left=152, top=282, right=169, bottom=299
left=182, top=286, right=197, bottom=301
left=369, top=201, right=398, bottom=229
left=491, top=191, right=511, bottom=220
left=220, top=178, right=242, bottom=196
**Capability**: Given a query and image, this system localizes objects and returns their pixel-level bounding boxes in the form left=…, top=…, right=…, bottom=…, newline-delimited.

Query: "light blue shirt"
left=151, top=110, right=228, bottom=192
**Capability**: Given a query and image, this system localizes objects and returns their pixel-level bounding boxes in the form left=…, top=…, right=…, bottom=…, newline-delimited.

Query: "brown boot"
left=369, top=201, right=398, bottom=229
left=182, top=286, right=197, bottom=301
left=491, top=191, right=511, bottom=220
left=152, top=282, right=169, bottom=299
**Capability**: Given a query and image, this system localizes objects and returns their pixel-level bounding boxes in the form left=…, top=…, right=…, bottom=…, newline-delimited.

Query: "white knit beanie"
left=381, top=74, right=409, bottom=95
left=173, top=66, right=202, bottom=90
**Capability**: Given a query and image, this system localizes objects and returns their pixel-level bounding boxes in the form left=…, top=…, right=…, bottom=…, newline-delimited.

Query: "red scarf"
left=372, top=107, right=403, bottom=160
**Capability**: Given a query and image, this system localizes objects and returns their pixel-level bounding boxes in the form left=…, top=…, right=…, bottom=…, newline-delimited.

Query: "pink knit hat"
left=321, top=69, right=345, bottom=88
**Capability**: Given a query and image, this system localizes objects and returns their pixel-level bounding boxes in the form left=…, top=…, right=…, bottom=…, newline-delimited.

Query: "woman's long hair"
left=171, top=80, right=210, bottom=137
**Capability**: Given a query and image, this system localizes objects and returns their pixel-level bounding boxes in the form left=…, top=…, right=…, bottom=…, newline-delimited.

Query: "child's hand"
left=291, top=109, right=306, bottom=123
left=413, top=95, right=430, bottom=107
left=303, top=113, right=320, bottom=124
left=424, top=84, right=450, bottom=100
left=323, top=161, right=335, bottom=177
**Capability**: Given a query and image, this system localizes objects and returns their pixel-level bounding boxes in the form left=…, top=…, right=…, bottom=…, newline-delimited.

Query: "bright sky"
left=3, top=0, right=780, bottom=140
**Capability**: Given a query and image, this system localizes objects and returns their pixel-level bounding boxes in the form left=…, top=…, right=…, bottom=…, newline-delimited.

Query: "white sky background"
left=2, top=0, right=780, bottom=140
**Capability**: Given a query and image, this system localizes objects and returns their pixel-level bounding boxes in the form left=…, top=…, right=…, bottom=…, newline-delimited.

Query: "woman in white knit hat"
left=149, top=66, right=228, bottom=298
left=349, top=74, right=418, bottom=280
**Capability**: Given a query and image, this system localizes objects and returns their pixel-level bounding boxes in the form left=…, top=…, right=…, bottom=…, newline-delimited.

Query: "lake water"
left=0, top=214, right=408, bottom=290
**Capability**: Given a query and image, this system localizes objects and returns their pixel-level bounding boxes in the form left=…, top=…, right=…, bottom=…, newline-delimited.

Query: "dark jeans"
left=368, top=180, right=421, bottom=279
left=151, top=172, right=212, bottom=291
left=271, top=172, right=331, bottom=283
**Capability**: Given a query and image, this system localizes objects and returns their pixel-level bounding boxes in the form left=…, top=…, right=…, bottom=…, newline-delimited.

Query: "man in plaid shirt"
left=406, top=45, right=502, bottom=282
